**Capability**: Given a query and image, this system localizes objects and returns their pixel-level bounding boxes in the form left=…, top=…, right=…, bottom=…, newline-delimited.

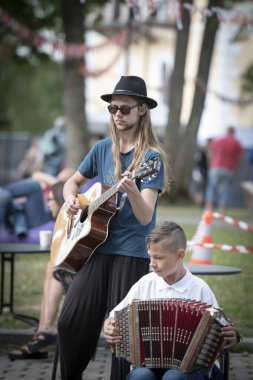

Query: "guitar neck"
left=86, top=157, right=160, bottom=215
left=88, top=183, right=119, bottom=214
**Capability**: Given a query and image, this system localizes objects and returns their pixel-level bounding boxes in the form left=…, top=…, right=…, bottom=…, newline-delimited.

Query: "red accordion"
left=115, top=299, right=229, bottom=371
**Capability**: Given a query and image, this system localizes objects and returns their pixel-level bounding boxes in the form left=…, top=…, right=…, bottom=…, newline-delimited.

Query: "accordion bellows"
left=115, top=299, right=229, bottom=371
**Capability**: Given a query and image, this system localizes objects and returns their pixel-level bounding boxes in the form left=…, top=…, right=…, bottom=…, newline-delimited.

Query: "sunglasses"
left=107, top=104, right=140, bottom=115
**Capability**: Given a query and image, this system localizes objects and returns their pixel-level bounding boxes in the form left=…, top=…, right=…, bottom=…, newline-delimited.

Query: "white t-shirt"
left=110, top=267, right=218, bottom=317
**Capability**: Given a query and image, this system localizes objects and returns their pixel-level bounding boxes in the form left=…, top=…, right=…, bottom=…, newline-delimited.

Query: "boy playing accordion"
left=104, top=221, right=239, bottom=380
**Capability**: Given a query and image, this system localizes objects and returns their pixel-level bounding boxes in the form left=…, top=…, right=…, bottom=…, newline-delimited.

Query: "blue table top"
left=185, top=263, right=242, bottom=275
left=0, top=243, right=50, bottom=254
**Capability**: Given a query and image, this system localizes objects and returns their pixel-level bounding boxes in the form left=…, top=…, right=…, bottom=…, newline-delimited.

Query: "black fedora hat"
left=101, top=75, right=157, bottom=109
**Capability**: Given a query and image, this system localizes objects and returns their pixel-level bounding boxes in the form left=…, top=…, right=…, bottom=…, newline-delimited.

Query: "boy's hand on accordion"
left=221, top=325, right=238, bottom=349
left=104, top=317, right=121, bottom=344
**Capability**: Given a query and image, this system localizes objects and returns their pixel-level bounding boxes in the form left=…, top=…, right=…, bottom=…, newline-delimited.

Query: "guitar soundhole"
left=80, top=206, right=88, bottom=223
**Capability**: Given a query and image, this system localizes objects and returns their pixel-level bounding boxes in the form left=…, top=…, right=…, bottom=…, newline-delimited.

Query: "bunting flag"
left=195, top=77, right=253, bottom=107
left=125, top=0, right=253, bottom=26
left=1, top=1, right=252, bottom=60
left=0, top=7, right=128, bottom=59
left=1, top=2, right=252, bottom=78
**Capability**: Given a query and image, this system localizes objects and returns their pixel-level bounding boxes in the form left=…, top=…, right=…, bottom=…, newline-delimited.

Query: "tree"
left=60, top=0, right=113, bottom=167
left=164, top=1, right=192, bottom=195
left=164, top=0, right=220, bottom=200
left=2, top=1, right=250, bottom=173
left=174, top=0, right=220, bottom=196
left=0, top=1, right=63, bottom=133
left=0, top=0, right=108, bottom=167
left=60, top=0, right=89, bottom=168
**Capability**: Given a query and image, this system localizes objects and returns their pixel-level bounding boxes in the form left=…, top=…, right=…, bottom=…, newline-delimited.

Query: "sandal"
left=8, top=346, right=48, bottom=361
left=27, top=331, right=57, bottom=353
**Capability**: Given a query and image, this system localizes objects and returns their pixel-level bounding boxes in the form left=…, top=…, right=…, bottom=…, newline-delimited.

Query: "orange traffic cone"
left=189, top=210, right=213, bottom=265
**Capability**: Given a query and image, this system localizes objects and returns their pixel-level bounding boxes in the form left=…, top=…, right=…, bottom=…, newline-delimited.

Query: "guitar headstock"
left=132, top=157, right=161, bottom=181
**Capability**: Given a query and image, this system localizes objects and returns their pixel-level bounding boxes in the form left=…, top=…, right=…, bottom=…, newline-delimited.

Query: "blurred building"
left=84, top=0, right=253, bottom=149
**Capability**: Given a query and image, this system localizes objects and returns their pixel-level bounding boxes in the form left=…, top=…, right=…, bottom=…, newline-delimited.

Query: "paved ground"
left=1, top=348, right=253, bottom=380
left=229, top=352, right=253, bottom=380
left=0, top=330, right=253, bottom=380
left=0, top=346, right=111, bottom=380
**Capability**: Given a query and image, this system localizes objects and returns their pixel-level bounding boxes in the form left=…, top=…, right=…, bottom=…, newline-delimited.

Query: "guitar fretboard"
left=86, top=157, right=159, bottom=215
left=88, top=183, right=118, bottom=215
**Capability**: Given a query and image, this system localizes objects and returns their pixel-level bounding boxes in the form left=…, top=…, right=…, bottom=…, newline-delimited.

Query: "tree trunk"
left=61, top=0, right=89, bottom=169
left=164, top=1, right=192, bottom=198
left=173, top=0, right=220, bottom=197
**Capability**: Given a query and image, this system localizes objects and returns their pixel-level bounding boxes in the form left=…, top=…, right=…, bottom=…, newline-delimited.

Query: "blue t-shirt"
left=78, top=138, right=164, bottom=259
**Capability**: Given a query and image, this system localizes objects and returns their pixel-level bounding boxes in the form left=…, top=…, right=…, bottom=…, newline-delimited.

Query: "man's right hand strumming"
left=64, top=195, right=80, bottom=219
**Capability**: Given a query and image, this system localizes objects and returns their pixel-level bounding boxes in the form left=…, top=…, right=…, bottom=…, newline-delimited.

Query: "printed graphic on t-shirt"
left=104, top=168, right=116, bottom=187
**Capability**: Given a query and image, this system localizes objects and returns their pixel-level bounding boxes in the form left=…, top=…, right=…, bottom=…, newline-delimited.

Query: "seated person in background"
left=17, top=118, right=66, bottom=180
left=16, top=137, right=44, bottom=180
left=32, top=167, right=74, bottom=192
left=0, top=167, right=74, bottom=237
left=9, top=181, right=73, bottom=360
left=104, top=221, right=239, bottom=380
left=39, top=117, right=66, bottom=177
left=0, top=187, right=12, bottom=229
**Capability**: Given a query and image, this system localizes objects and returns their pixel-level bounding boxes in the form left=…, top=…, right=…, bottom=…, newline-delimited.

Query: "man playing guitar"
left=57, top=75, right=170, bottom=380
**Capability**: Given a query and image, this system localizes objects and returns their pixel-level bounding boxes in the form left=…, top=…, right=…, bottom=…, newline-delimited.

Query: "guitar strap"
left=118, top=148, right=149, bottom=212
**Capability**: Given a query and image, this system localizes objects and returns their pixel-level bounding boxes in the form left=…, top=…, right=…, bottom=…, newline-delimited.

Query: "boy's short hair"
left=147, top=221, right=187, bottom=252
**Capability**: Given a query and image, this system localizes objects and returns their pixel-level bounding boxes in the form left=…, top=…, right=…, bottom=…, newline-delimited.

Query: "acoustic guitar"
left=50, top=157, right=161, bottom=272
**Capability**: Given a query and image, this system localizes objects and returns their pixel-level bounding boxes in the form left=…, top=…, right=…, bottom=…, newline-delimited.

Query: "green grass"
left=160, top=205, right=253, bottom=338
left=0, top=205, right=253, bottom=339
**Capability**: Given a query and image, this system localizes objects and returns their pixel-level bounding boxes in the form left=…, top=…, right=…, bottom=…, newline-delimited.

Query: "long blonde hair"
left=109, top=104, right=170, bottom=193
